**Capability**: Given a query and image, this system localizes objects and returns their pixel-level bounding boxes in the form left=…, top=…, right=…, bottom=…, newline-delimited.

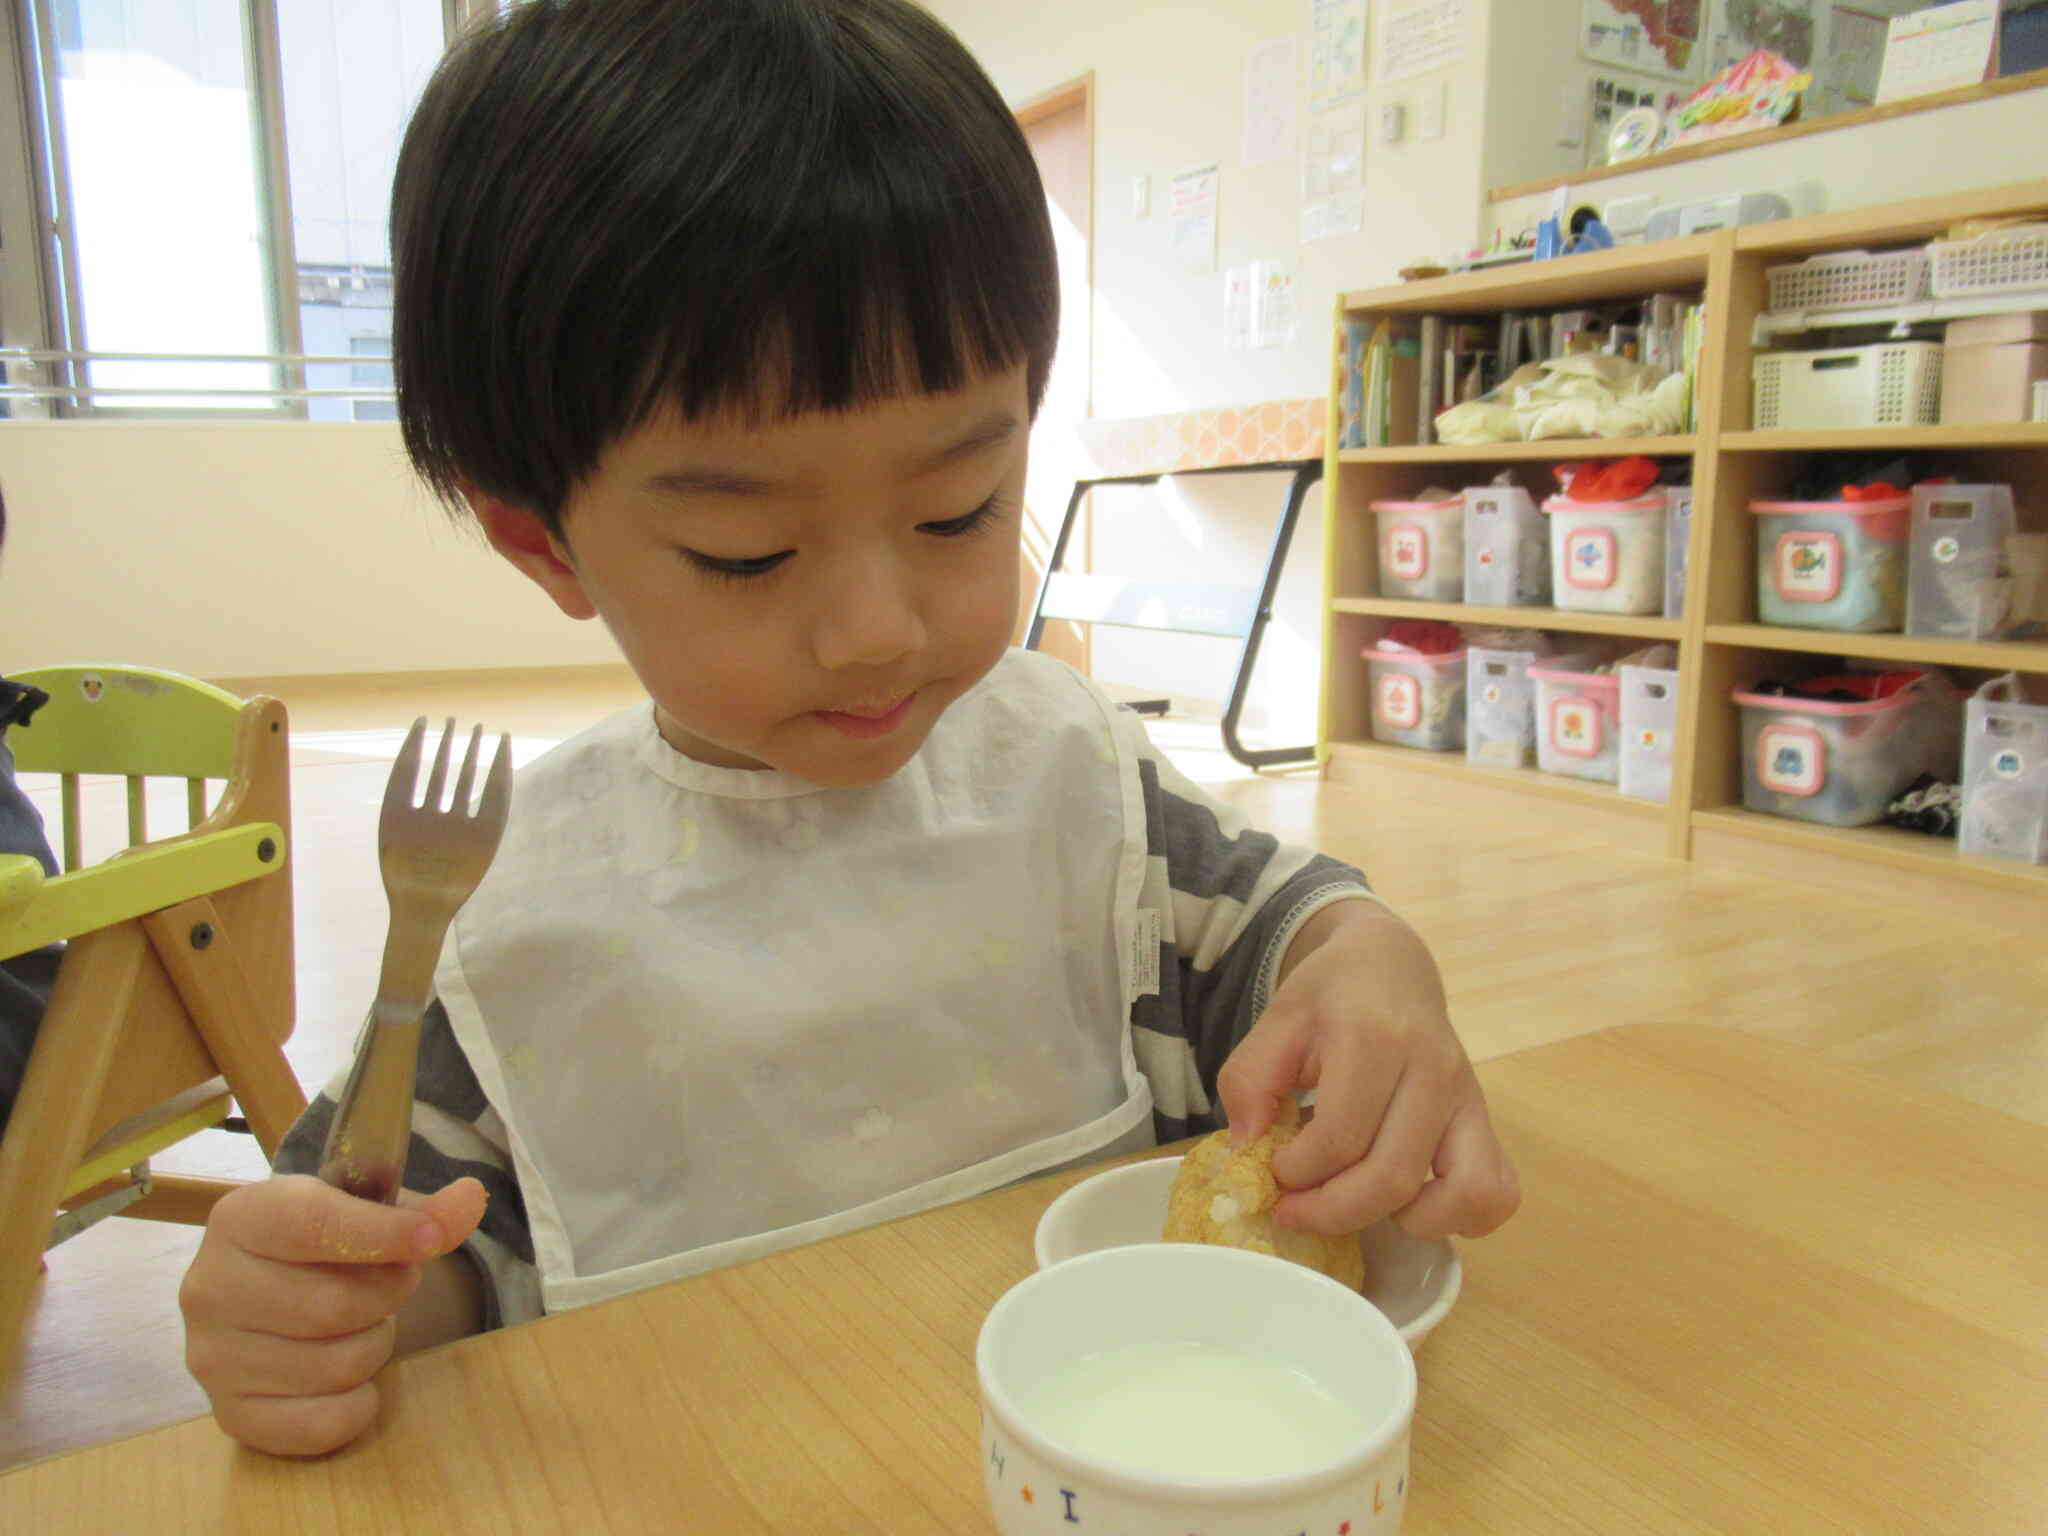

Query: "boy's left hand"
left=1217, top=898, right=1519, bottom=1241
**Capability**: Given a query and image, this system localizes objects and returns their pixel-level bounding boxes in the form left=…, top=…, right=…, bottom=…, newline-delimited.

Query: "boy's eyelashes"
left=677, top=495, right=1012, bottom=582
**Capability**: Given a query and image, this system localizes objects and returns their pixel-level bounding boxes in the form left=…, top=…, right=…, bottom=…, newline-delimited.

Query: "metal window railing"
left=0, top=349, right=398, bottom=410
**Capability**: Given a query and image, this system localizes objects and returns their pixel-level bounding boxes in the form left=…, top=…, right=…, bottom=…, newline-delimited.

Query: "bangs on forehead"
left=628, top=195, right=1040, bottom=431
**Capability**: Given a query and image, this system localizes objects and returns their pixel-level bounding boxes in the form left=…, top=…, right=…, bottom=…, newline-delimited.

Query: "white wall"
left=0, top=423, right=617, bottom=678
left=926, top=0, right=1494, bottom=732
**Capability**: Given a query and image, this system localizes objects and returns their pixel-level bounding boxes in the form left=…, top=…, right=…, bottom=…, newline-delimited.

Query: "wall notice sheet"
left=1377, top=0, right=1466, bottom=82
left=1875, top=0, right=1999, bottom=103
left=1312, top=0, right=1370, bottom=104
left=1243, top=35, right=1300, bottom=166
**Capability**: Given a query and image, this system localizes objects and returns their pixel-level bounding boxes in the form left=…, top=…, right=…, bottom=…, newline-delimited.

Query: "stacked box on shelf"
left=1751, top=496, right=1909, bottom=632
left=1905, top=484, right=2029, bottom=641
left=1960, top=675, right=2048, bottom=865
left=1367, top=646, right=1465, bottom=752
left=1618, top=665, right=1682, bottom=803
left=1544, top=491, right=1667, bottom=616
left=1753, top=343, right=1943, bottom=431
left=1529, top=662, right=1624, bottom=784
left=1467, top=642, right=1590, bottom=771
left=1372, top=497, right=1464, bottom=601
left=1664, top=487, right=1694, bottom=619
left=1732, top=671, right=1962, bottom=828
left=1463, top=485, right=1549, bottom=607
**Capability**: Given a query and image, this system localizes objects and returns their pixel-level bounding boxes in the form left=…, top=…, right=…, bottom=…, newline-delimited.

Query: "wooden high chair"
left=0, top=665, right=307, bottom=1366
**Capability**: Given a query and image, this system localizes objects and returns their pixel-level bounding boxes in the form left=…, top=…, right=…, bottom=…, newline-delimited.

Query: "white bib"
left=435, top=652, right=1156, bottom=1313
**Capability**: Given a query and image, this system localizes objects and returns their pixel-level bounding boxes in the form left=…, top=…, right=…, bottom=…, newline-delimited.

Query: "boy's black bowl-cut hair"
left=391, top=0, right=1059, bottom=533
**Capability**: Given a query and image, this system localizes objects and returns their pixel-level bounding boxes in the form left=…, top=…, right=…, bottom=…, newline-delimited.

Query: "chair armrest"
left=0, top=822, right=284, bottom=959
left=0, top=855, right=43, bottom=923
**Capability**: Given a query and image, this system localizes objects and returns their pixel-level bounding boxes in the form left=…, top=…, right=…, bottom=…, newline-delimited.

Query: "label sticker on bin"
left=1773, top=531, right=1842, bottom=604
left=1387, top=524, right=1429, bottom=582
left=1379, top=672, right=1422, bottom=729
left=1548, top=695, right=1604, bottom=758
left=1564, top=527, right=1618, bottom=590
left=1757, top=723, right=1826, bottom=796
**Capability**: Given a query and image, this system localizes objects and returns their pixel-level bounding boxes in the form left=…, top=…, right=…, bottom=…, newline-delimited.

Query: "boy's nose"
left=812, top=559, right=926, bottom=671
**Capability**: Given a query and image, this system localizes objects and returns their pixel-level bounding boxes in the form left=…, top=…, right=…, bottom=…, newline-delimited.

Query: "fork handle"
left=317, top=1003, right=426, bottom=1205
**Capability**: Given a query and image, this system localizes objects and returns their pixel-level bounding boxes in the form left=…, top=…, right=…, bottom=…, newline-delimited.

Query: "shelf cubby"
left=1318, top=175, right=2048, bottom=923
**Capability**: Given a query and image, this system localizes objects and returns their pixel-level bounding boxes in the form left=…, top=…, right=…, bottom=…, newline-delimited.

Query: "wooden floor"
left=6, top=666, right=2044, bottom=1474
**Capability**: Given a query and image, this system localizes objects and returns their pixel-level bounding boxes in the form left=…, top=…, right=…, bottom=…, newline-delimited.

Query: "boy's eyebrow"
left=643, top=411, right=1021, bottom=501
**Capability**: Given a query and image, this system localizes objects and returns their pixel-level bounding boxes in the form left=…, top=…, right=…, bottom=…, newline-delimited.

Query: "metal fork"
left=318, top=717, right=513, bottom=1205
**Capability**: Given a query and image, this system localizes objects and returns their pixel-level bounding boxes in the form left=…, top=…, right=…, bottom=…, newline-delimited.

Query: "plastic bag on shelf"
left=1435, top=354, right=1690, bottom=446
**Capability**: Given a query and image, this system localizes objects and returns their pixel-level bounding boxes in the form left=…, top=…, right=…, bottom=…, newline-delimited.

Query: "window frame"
left=1, top=0, right=474, bottom=420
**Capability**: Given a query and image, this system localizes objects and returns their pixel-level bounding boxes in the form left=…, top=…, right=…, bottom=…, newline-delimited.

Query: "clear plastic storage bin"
left=1663, top=487, right=1694, bottom=619
left=1463, top=485, right=1549, bottom=607
left=1751, top=496, right=1909, bottom=632
left=1733, top=671, right=1963, bottom=828
left=1466, top=645, right=1588, bottom=770
left=1372, top=498, right=1464, bottom=601
left=1529, top=664, right=1622, bottom=784
left=1366, top=646, right=1465, bottom=751
left=1543, top=492, right=1667, bottom=616
left=1618, top=666, right=1681, bottom=803
left=1906, top=484, right=2020, bottom=641
left=1960, top=674, right=2048, bottom=865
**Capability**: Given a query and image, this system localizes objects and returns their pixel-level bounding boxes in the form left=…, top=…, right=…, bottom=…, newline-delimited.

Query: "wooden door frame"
left=1013, top=73, right=1095, bottom=668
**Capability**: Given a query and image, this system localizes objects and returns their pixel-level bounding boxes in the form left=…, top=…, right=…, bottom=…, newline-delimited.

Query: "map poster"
left=1581, top=0, right=1705, bottom=79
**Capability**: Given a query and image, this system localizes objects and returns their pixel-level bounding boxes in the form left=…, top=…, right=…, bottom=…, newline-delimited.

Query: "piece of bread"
left=1162, top=1099, right=1366, bottom=1291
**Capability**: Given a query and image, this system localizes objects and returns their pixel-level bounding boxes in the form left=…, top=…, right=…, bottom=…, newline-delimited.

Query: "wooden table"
left=8, top=1023, right=2046, bottom=1533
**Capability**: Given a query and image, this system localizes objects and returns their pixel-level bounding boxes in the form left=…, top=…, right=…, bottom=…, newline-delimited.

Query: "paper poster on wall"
left=1708, top=0, right=1817, bottom=75
left=1243, top=35, right=1301, bottom=166
left=1253, top=261, right=1299, bottom=349
left=1303, top=100, right=1366, bottom=198
left=1172, top=163, right=1220, bottom=274
left=1302, top=194, right=1364, bottom=244
left=1815, top=3, right=1889, bottom=112
left=1312, top=0, right=1371, bottom=104
left=1224, top=265, right=1255, bottom=349
left=1377, top=0, right=1467, bottom=82
left=1580, top=0, right=1703, bottom=80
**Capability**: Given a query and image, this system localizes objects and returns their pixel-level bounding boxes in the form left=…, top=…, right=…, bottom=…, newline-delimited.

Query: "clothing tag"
left=1129, top=908, right=1162, bottom=1001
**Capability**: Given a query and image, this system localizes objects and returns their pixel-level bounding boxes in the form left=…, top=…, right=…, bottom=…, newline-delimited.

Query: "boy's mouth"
left=815, top=692, right=915, bottom=738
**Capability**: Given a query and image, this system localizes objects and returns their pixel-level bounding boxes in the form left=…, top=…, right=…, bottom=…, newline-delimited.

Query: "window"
left=1, top=0, right=457, bottom=417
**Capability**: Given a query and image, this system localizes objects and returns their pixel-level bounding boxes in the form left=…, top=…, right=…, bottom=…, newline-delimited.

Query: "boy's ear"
left=470, top=494, right=599, bottom=621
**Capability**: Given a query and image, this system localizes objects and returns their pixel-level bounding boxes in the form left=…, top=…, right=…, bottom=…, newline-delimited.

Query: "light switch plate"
left=1131, top=173, right=1149, bottom=219
left=1379, top=100, right=1405, bottom=145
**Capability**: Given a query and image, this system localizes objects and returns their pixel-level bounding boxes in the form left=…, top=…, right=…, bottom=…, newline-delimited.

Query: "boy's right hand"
left=180, top=1173, right=486, bottom=1457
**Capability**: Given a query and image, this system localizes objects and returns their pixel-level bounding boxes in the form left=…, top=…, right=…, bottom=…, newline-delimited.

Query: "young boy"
left=181, top=0, right=1519, bottom=1457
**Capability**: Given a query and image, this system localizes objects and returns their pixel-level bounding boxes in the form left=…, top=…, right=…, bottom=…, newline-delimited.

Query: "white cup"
left=977, top=1243, right=1416, bottom=1535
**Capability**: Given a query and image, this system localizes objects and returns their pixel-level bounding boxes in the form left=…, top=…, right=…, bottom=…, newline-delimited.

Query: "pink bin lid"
left=1749, top=497, right=1910, bottom=520
left=1526, top=664, right=1620, bottom=691
left=1363, top=644, right=1466, bottom=666
left=1540, top=493, right=1664, bottom=515
left=1371, top=498, right=1460, bottom=514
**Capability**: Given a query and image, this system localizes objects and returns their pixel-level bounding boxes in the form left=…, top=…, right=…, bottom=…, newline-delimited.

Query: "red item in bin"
left=1376, top=619, right=1464, bottom=655
left=1839, top=482, right=1905, bottom=502
left=1552, top=456, right=1660, bottom=503
left=1773, top=671, right=1921, bottom=702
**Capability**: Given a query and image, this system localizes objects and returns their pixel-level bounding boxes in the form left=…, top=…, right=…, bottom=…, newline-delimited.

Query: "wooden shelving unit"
left=1318, top=177, right=2048, bottom=927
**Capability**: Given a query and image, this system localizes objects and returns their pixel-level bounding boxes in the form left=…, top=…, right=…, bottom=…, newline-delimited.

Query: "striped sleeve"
left=272, top=998, right=543, bottom=1331
left=1112, top=709, right=1377, bottom=1143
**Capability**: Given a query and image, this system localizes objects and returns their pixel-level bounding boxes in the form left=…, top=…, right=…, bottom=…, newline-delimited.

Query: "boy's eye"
left=681, top=548, right=792, bottom=581
left=920, top=495, right=1008, bottom=538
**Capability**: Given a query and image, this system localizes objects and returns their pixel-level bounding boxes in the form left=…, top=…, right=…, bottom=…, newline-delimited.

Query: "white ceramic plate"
left=1034, top=1156, right=1461, bottom=1350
